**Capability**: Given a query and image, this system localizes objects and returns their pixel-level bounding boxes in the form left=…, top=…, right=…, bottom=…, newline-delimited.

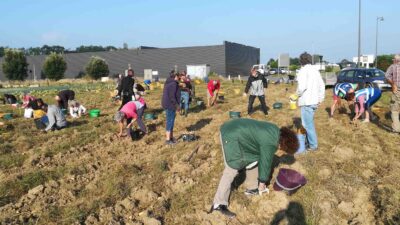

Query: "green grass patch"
left=0, top=153, right=26, bottom=169
left=0, top=169, right=64, bottom=207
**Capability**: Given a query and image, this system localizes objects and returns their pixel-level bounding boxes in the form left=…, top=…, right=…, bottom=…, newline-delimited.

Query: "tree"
left=377, top=55, right=394, bottom=72
left=85, top=56, right=109, bottom=80
left=289, top=65, right=300, bottom=71
left=2, top=49, right=29, bottom=80
left=299, top=52, right=312, bottom=65
left=0, top=47, right=5, bottom=57
left=43, top=52, right=67, bottom=80
left=267, top=58, right=278, bottom=68
left=290, top=57, right=300, bottom=66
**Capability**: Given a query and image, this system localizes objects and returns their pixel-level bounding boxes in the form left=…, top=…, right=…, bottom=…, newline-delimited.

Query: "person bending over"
left=41, top=104, right=67, bottom=132
left=346, top=87, right=381, bottom=123
left=210, top=118, right=299, bottom=218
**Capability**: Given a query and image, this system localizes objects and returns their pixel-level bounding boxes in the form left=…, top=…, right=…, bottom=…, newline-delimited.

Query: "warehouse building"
left=0, top=41, right=260, bottom=81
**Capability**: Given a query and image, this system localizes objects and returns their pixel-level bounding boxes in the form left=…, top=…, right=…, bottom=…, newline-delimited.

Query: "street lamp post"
left=357, top=0, right=361, bottom=68
left=375, top=16, right=384, bottom=68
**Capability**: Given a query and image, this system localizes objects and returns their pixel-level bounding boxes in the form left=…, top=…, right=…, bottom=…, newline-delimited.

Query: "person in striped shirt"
left=330, top=83, right=357, bottom=118
left=346, top=87, right=381, bottom=123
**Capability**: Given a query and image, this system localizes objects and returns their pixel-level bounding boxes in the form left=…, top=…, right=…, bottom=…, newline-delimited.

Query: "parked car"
left=337, top=68, right=390, bottom=90
left=268, top=68, right=277, bottom=75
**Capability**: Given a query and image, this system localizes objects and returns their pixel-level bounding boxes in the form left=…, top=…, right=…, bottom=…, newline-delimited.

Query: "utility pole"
left=375, top=16, right=384, bottom=68
left=357, top=0, right=362, bottom=68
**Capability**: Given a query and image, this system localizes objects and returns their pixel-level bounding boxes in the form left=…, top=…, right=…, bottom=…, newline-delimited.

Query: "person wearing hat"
left=68, top=100, right=87, bottom=118
left=209, top=119, right=299, bottom=218
left=117, top=69, right=135, bottom=109
left=329, top=83, right=357, bottom=118
left=347, top=87, right=381, bottom=123
left=56, top=90, right=75, bottom=110
left=114, top=100, right=146, bottom=138
left=385, top=54, right=400, bottom=133
left=244, top=68, right=268, bottom=116
left=207, top=79, right=220, bottom=107
left=41, top=104, right=67, bottom=132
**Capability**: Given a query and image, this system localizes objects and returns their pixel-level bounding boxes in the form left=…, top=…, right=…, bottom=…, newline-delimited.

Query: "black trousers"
left=248, top=95, right=268, bottom=115
left=119, top=95, right=132, bottom=110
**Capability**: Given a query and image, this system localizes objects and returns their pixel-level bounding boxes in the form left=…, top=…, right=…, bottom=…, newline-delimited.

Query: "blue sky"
left=0, top=0, right=398, bottom=63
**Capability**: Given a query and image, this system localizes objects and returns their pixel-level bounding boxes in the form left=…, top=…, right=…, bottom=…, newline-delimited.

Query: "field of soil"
left=0, top=80, right=399, bottom=225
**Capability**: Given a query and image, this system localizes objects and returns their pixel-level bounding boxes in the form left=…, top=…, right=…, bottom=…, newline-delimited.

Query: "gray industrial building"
left=0, top=41, right=260, bottom=81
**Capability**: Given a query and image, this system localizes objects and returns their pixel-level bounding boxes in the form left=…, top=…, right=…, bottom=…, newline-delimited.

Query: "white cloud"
left=41, top=31, right=66, bottom=44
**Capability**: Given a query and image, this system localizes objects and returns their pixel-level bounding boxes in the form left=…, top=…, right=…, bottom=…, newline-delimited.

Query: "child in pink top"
left=207, top=79, right=220, bottom=107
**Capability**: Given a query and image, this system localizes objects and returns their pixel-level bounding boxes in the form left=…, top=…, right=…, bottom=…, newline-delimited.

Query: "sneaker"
left=210, top=205, right=236, bottom=219
left=362, top=119, right=370, bottom=123
left=244, top=188, right=259, bottom=196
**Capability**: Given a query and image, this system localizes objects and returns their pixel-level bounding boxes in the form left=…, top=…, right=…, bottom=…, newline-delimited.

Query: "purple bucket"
left=273, top=168, right=307, bottom=194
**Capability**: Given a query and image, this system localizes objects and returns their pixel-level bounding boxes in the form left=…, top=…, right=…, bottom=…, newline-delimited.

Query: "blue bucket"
left=296, top=134, right=306, bottom=154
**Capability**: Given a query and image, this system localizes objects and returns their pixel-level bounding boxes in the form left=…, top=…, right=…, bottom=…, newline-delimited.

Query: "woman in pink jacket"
left=114, top=97, right=147, bottom=138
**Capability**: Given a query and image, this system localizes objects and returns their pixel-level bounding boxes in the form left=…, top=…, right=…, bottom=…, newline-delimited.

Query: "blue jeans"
left=180, top=91, right=190, bottom=111
left=301, top=105, right=318, bottom=150
left=165, top=109, right=176, bottom=132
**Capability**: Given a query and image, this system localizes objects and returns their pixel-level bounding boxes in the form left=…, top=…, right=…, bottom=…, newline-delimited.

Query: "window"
left=373, top=70, right=385, bottom=77
left=355, top=70, right=364, bottom=78
left=346, top=70, right=355, bottom=78
left=365, top=70, right=373, bottom=78
left=339, top=71, right=346, bottom=77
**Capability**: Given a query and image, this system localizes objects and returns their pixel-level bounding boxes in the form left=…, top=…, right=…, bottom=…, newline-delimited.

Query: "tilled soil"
left=0, top=81, right=399, bottom=225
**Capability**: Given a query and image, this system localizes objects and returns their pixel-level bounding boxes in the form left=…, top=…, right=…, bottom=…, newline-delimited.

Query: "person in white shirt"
left=69, top=100, right=87, bottom=118
left=296, top=53, right=325, bottom=151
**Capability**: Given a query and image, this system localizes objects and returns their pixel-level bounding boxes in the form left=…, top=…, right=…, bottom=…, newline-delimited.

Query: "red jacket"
left=207, top=80, right=220, bottom=97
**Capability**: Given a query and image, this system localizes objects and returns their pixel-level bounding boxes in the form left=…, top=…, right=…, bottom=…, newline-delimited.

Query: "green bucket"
left=3, top=113, right=13, bottom=120
left=144, top=113, right=155, bottom=120
left=273, top=102, right=283, bottom=109
left=229, top=111, right=241, bottom=119
left=89, top=109, right=101, bottom=118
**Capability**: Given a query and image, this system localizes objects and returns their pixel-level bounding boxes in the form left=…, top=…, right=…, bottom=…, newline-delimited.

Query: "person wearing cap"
left=161, top=71, right=181, bottom=145
left=244, top=68, right=268, bottom=116
left=210, top=118, right=299, bottom=218
left=346, top=87, right=381, bottom=123
left=330, top=83, right=357, bottom=118
left=56, top=90, right=75, bottom=110
left=68, top=100, right=87, bottom=118
left=385, top=54, right=400, bottom=133
left=114, top=100, right=146, bottom=138
left=117, top=69, right=135, bottom=109
left=207, top=79, right=220, bottom=107
left=41, top=104, right=68, bottom=132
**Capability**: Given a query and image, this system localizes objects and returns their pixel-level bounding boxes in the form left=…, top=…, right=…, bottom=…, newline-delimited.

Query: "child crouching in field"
left=69, top=100, right=87, bottom=118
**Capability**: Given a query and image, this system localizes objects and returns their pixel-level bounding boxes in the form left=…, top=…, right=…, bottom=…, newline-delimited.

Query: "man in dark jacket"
left=55, top=90, right=75, bottom=109
left=210, top=119, right=299, bottom=218
left=244, top=69, right=268, bottom=116
left=118, top=69, right=135, bottom=109
left=162, top=72, right=181, bottom=145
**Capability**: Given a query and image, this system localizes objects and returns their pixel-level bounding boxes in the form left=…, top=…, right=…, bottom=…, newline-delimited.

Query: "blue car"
left=337, top=68, right=390, bottom=90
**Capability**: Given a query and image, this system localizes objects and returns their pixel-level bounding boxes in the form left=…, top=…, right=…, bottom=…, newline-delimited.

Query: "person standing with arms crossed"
left=385, top=54, right=400, bottom=133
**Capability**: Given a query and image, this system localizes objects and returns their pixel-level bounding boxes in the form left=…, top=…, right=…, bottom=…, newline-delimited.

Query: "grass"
left=0, top=169, right=63, bottom=207
left=0, top=80, right=399, bottom=224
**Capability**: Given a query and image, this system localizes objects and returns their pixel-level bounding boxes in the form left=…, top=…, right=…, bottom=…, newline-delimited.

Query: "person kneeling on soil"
left=207, top=79, right=220, bottom=107
left=210, top=118, right=299, bottom=218
left=41, top=104, right=68, bottom=132
left=346, top=87, right=381, bottom=123
left=114, top=101, right=146, bottom=138
left=69, top=100, right=87, bottom=118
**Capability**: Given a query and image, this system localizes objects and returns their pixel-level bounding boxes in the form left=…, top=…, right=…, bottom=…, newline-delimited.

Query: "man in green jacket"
left=210, top=118, right=299, bottom=218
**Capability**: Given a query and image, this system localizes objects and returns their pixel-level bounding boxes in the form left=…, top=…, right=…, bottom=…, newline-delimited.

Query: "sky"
left=0, top=0, right=398, bottom=63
